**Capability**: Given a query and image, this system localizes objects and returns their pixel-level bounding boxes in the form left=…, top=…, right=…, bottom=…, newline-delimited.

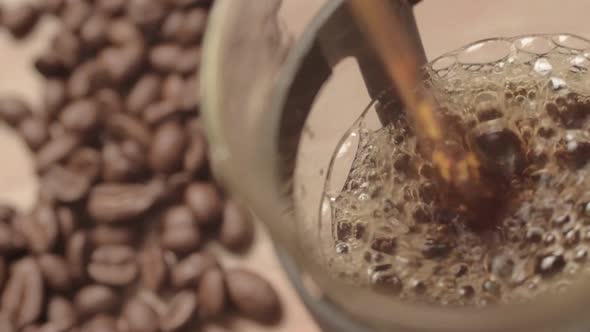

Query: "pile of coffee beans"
left=0, top=0, right=282, bottom=331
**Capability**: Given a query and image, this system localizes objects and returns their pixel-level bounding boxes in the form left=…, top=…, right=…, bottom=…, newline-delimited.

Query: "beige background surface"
left=1, top=1, right=590, bottom=331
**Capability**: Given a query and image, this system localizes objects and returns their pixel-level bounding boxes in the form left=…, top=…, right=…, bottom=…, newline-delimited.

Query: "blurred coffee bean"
left=96, top=0, right=125, bottom=16
left=60, top=99, right=100, bottom=132
left=161, top=11, right=185, bottom=41
left=99, top=45, right=145, bottom=84
left=3, top=3, right=40, bottom=38
left=101, top=142, right=136, bottom=182
left=126, top=74, right=162, bottom=115
left=19, top=116, right=49, bottom=150
left=52, top=29, right=81, bottom=70
left=219, top=201, right=254, bottom=252
left=18, top=204, right=59, bottom=253
left=105, top=113, right=152, bottom=148
left=42, top=165, right=91, bottom=203
left=160, top=291, right=197, bottom=332
left=0, top=204, right=15, bottom=223
left=175, top=47, right=201, bottom=75
left=127, top=0, right=167, bottom=27
left=38, top=254, right=71, bottom=292
left=36, top=134, right=80, bottom=172
left=56, top=206, right=76, bottom=240
left=34, top=51, right=68, bottom=78
left=139, top=244, right=167, bottom=291
left=150, top=44, right=182, bottom=72
left=95, top=89, right=124, bottom=115
left=143, top=101, right=178, bottom=125
left=162, top=75, right=184, bottom=102
left=47, top=297, right=77, bottom=331
left=1, top=258, right=44, bottom=327
left=68, top=62, right=108, bottom=100
left=67, top=231, right=90, bottom=281
left=80, top=14, right=109, bottom=50
left=89, top=245, right=137, bottom=286
left=87, top=182, right=163, bottom=223
left=0, top=223, right=26, bottom=254
left=67, top=147, right=102, bottom=182
left=180, top=76, right=199, bottom=112
left=185, top=182, right=222, bottom=225
left=91, top=225, right=136, bottom=247
left=226, top=268, right=281, bottom=323
left=83, top=314, right=118, bottom=332
left=107, top=19, right=143, bottom=46
left=121, top=298, right=159, bottom=332
left=0, top=96, right=32, bottom=126
left=149, top=121, right=187, bottom=173
left=171, top=252, right=217, bottom=289
left=161, top=205, right=201, bottom=253
left=184, top=132, right=207, bottom=174
left=198, top=268, right=225, bottom=319
left=61, top=0, right=91, bottom=32
left=43, top=80, right=67, bottom=119
left=74, top=285, right=119, bottom=318
left=44, top=0, right=65, bottom=14
left=177, top=8, right=207, bottom=45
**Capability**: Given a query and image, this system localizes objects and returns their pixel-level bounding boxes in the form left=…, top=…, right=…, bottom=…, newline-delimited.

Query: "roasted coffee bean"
left=61, top=0, right=91, bottom=32
left=126, top=74, right=162, bottom=115
left=67, top=62, right=108, bottom=100
left=82, top=314, right=118, bottom=332
left=99, top=45, right=145, bottom=84
left=42, top=165, right=91, bottom=202
left=0, top=96, right=32, bottom=126
left=184, top=132, right=207, bottom=174
left=52, top=29, right=81, bottom=70
left=44, top=0, right=65, bottom=14
left=95, top=89, right=124, bottom=115
left=198, top=268, right=225, bottom=319
left=171, top=252, right=217, bottom=289
left=143, top=101, right=178, bottom=125
left=67, top=231, right=90, bottom=281
left=107, top=19, right=143, bottom=46
left=19, top=116, right=49, bottom=150
left=161, top=205, right=201, bottom=253
left=89, top=245, right=137, bottom=286
left=96, top=0, right=125, bottom=16
left=87, top=182, right=164, bottom=223
left=91, top=225, right=136, bottom=247
left=3, top=3, right=40, bottom=38
left=36, top=134, right=80, bottom=172
left=150, top=44, right=182, bottom=72
left=121, top=298, right=159, bottom=332
left=536, top=253, right=566, bottom=277
left=34, top=50, right=68, bottom=78
left=101, top=142, right=137, bottom=182
left=162, top=75, right=184, bottom=102
left=160, top=291, right=197, bottom=332
left=149, top=120, right=187, bottom=173
left=18, top=204, right=59, bottom=253
left=74, top=285, right=119, bottom=317
left=1, top=258, right=44, bottom=327
left=105, top=113, right=152, bottom=148
left=55, top=206, right=78, bottom=239
left=47, top=297, right=77, bottom=331
left=180, top=76, right=199, bottom=112
left=0, top=223, right=25, bottom=253
left=139, top=244, right=168, bottom=291
left=161, top=11, right=185, bottom=41
left=177, top=8, right=207, bottom=45
left=185, top=182, right=223, bottom=225
left=219, top=201, right=254, bottom=252
left=175, top=47, right=201, bottom=75
left=67, top=147, right=102, bottom=181
left=38, top=254, right=71, bottom=292
left=80, top=14, right=109, bottom=50
left=226, top=268, right=281, bottom=323
left=127, top=0, right=167, bottom=27
left=60, top=99, right=100, bottom=132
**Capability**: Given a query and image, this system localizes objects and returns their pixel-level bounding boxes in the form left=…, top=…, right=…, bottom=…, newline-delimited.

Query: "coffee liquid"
left=326, top=36, right=590, bottom=306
